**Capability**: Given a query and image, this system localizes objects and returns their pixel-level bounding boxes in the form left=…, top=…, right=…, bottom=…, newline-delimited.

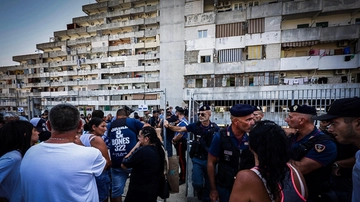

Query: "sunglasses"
left=197, top=113, right=206, bottom=116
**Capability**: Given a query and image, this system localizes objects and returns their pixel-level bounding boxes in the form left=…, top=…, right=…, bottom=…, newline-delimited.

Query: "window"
left=316, top=22, right=328, bottom=28
left=195, top=79, right=203, bottom=88
left=355, top=18, right=360, bottom=25
left=200, top=56, right=211, bottom=63
left=297, top=24, right=309, bottom=28
left=198, top=30, right=208, bottom=38
left=233, top=3, right=243, bottom=11
left=248, top=1, right=259, bottom=7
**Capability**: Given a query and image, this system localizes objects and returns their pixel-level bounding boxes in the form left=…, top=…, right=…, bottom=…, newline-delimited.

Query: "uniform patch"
left=315, top=144, right=326, bottom=152
left=224, top=150, right=232, bottom=155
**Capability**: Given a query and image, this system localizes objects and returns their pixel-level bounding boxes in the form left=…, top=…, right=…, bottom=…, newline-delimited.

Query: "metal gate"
left=190, top=87, right=360, bottom=127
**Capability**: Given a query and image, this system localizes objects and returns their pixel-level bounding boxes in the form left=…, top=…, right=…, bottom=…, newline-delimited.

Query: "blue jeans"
left=217, top=185, right=230, bottom=202
left=111, top=167, right=131, bottom=198
left=165, top=138, right=173, bottom=157
left=96, top=170, right=111, bottom=201
left=192, top=157, right=210, bottom=202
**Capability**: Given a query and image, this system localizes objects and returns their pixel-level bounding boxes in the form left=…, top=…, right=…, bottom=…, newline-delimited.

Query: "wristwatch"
left=333, top=162, right=340, bottom=168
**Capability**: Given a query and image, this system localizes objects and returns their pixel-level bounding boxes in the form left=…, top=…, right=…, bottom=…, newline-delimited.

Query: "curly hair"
left=249, top=120, right=292, bottom=199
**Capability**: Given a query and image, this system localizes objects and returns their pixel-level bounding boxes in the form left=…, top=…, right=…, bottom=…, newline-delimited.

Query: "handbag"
left=158, top=174, right=171, bottom=199
left=167, top=155, right=179, bottom=193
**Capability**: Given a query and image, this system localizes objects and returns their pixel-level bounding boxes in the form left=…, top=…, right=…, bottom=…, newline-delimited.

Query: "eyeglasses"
left=197, top=113, right=206, bottom=117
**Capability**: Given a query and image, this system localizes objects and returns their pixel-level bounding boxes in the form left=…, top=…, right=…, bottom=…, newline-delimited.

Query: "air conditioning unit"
left=335, top=69, right=346, bottom=75
left=338, top=41, right=348, bottom=47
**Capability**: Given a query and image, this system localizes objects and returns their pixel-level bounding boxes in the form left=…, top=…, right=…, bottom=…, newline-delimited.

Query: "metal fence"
left=190, top=87, right=360, bottom=127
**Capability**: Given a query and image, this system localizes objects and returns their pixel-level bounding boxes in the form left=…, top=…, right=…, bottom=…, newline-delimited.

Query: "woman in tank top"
left=230, top=120, right=308, bottom=202
left=78, top=117, right=111, bottom=202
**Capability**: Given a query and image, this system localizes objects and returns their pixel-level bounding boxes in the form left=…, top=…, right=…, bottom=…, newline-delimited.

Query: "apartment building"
left=182, top=0, right=360, bottom=124
left=0, top=0, right=360, bottom=122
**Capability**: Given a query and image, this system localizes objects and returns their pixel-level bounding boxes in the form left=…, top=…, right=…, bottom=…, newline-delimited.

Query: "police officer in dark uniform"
left=165, top=105, right=219, bottom=201
left=285, top=104, right=337, bottom=202
left=207, top=104, right=255, bottom=202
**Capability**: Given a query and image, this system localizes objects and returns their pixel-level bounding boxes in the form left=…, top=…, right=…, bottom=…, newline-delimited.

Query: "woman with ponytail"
left=121, top=126, right=165, bottom=202
left=230, top=120, right=308, bottom=202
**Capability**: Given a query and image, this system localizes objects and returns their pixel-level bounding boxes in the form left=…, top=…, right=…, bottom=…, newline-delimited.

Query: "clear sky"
left=0, top=0, right=95, bottom=67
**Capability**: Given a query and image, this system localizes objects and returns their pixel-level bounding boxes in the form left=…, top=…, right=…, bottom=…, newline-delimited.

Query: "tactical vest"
left=216, top=129, right=255, bottom=190
left=109, top=118, right=138, bottom=167
left=290, top=132, right=335, bottom=196
left=189, top=121, right=217, bottom=159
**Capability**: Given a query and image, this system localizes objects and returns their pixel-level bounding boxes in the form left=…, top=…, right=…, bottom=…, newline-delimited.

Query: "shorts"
left=111, top=167, right=131, bottom=198
left=96, top=170, right=111, bottom=201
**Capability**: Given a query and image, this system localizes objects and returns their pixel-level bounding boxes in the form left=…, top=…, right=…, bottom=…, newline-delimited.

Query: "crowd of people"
left=0, top=97, right=359, bottom=202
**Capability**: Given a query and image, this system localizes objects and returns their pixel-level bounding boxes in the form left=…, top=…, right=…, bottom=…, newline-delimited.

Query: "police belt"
left=193, top=153, right=207, bottom=159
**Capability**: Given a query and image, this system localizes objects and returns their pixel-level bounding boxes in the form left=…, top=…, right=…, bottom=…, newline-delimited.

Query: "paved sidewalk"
left=156, top=183, right=199, bottom=202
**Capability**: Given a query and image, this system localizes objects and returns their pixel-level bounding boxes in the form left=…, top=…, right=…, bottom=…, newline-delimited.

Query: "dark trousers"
left=175, top=140, right=187, bottom=181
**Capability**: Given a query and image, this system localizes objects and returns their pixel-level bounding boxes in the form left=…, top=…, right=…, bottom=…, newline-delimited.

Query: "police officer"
left=207, top=104, right=255, bottom=202
left=253, top=105, right=264, bottom=123
left=314, top=97, right=360, bottom=202
left=165, top=105, right=219, bottom=201
left=285, top=104, right=337, bottom=202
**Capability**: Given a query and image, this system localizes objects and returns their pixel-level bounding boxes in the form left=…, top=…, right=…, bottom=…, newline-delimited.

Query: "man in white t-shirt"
left=20, top=104, right=106, bottom=202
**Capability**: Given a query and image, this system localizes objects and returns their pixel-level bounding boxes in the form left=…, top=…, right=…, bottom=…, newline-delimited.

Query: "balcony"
left=144, top=17, right=159, bottom=25
left=280, top=53, right=360, bottom=71
left=184, top=63, right=217, bottom=75
left=321, top=25, right=360, bottom=41
left=281, top=27, right=321, bottom=43
left=245, top=31, right=281, bottom=46
left=48, top=51, right=68, bottom=58
left=13, top=54, right=42, bottom=62
left=318, top=54, right=360, bottom=70
left=186, top=38, right=215, bottom=51
left=282, top=0, right=322, bottom=19
left=245, top=59, right=280, bottom=72
left=73, top=12, right=107, bottom=24
left=247, top=2, right=282, bottom=19
left=66, top=37, right=92, bottom=46
left=323, top=0, right=360, bottom=13
left=185, top=12, right=216, bottom=27
left=36, top=41, right=66, bottom=50
left=82, top=1, right=108, bottom=13
left=282, top=25, right=360, bottom=43
left=109, top=43, right=132, bottom=51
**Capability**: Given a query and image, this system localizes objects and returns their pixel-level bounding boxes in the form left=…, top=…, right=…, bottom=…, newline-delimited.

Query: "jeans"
left=110, top=167, right=131, bottom=198
left=217, top=185, right=230, bottom=202
left=192, top=157, right=210, bottom=202
left=96, top=169, right=111, bottom=201
left=165, top=138, right=173, bottom=157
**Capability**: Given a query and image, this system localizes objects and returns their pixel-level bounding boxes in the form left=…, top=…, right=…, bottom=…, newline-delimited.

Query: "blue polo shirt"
left=209, top=126, right=250, bottom=158
left=174, top=117, right=189, bottom=140
left=290, top=127, right=337, bottom=166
